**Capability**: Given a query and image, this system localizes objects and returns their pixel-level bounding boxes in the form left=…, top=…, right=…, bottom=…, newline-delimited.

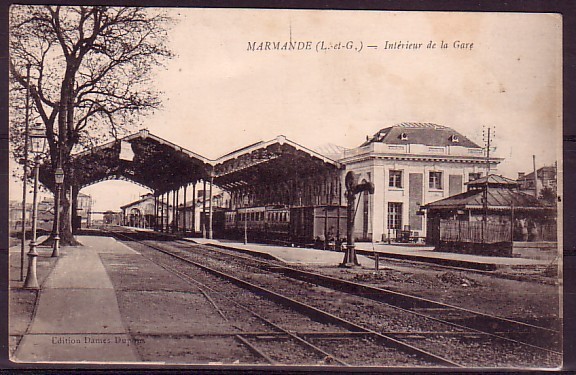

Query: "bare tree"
left=10, top=6, right=173, bottom=244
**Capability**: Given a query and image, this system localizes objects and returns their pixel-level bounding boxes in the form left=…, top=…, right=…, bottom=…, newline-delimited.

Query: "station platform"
left=12, top=236, right=141, bottom=363
left=189, top=238, right=551, bottom=271
left=189, top=238, right=374, bottom=266
left=10, top=231, right=556, bottom=364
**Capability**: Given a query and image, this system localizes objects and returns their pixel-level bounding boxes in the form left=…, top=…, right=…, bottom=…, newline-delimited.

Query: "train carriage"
left=222, top=204, right=346, bottom=245
left=290, top=205, right=347, bottom=245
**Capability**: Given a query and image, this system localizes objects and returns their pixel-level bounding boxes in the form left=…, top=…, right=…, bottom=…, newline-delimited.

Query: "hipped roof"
left=360, top=122, right=481, bottom=148
left=466, top=174, right=519, bottom=188
left=424, top=187, right=553, bottom=211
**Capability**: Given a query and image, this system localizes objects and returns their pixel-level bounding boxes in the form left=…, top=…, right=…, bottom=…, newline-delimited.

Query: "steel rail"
left=168, top=238, right=561, bottom=355
left=109, top=229, right=462, bottom=367
left=106, top=229, right=351, bottom=366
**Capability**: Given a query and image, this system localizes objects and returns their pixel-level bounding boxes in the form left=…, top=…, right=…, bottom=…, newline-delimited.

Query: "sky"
left=9, top=9, right=562, bottom=213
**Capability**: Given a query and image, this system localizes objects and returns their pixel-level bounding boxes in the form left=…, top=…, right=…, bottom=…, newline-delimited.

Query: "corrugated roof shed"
left=466, top=174, right=519, bottom=188
left=424, top=187, right=551, bottom=211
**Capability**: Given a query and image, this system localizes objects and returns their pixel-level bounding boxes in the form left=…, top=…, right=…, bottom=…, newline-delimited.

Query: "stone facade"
left=338, top=123, right=500, bottom=242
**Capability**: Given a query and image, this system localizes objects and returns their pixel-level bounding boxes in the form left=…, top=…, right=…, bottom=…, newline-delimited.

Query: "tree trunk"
left=71, top=185, right=79, bottom=234
left=59, top=184, right=81, bottom=246
left=39, top=182, right=81, bottom=247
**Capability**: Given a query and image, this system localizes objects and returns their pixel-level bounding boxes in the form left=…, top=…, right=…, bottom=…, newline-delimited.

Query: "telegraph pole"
left=533, top=155, right=538, bottom=198
left=20, top=63, right=31, bottom=281
left=482, top=127, right=492, bottom=244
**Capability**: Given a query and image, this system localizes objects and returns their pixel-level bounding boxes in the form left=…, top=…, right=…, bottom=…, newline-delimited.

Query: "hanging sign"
left=119, top=141, right=135, bottom=161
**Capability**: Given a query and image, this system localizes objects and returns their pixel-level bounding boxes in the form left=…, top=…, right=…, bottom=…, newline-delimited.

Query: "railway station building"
left=338, top=123, right=501, bottom=242
left=56, top=123, right=500, bottom=244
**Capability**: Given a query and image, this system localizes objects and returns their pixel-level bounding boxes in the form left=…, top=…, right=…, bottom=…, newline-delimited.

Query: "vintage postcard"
left=7, top=7, right=563, bottom=369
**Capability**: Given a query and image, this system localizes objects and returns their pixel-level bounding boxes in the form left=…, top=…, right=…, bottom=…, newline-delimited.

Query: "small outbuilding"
left=423, top=174, right=556, bottom=256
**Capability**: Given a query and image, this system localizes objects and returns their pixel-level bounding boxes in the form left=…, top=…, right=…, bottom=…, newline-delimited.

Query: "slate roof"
left=424, top=187, right=551, bottom=211
left=120, top=194, right=156, bottom=210
left=360, top=122, right=481, bottom=148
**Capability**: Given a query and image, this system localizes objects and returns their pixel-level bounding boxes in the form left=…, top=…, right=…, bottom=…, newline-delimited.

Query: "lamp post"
left=24, top=124, right=46, bottom=290
left=51, top=167, right=64, bottom=257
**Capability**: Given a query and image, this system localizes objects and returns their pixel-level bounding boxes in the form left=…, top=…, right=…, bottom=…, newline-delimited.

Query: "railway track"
left=105, top=227, right=561, bottom=367
left=106, top=228, right=454, bottom=366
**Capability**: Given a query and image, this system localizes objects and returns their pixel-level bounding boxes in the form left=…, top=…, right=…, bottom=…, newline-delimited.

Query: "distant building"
left=76, top=192, right=93, bottom=228
left=9, top=200, right=30, bottom=231
left=103, top=210, right=123, bottom=225
left=517, top=165, right=557, bottom=198
left=338, top=123, right=501, bottom=242
left=177, top=191, right=227, bottom=234
left=9, top=198, right=55, bottom=233
left=120, top=193, right=160, bottom=228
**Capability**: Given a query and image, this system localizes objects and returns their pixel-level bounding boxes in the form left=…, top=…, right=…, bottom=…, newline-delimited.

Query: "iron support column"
left=155, top=193, right=159, bottom=231
left=208, top=175, right=214, bottom=239
left=161, top=193, right=165, bottom=232
left=183, top=184, right=187, bottom=234
left=166, top=190, right=170, bottom=232
left=172, top=189, right=176, bottom=233
left=202, top=180, right=207, bottom=238
left=175, top=187, right=179, bottom=233
left=192, top=182, right=196, bottom=235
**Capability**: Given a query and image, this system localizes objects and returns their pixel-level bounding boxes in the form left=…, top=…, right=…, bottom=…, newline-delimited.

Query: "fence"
left=440, top=220, right=511, bottom=244
left=538, top=223, right=557, bottom=242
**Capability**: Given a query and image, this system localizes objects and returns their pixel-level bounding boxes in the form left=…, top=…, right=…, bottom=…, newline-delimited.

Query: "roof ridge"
left=394, top=122, right=447, bottom=129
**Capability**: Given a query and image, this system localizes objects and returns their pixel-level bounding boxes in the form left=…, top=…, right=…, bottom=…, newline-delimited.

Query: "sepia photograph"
left=6, top=6, right=563, bottom=369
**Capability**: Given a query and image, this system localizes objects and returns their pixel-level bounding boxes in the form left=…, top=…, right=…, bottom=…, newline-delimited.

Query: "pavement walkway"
left=191, top=238, right=373, bottom=266
left=13, top=236, right=141, bottom=363
left=190, top=237, right=550, bottom=270
left=355, top=242, right=549, bottom=266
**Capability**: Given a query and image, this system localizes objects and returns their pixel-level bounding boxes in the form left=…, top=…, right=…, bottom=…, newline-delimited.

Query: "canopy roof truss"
left=39, top=131, right=343, bottom=196
left=40, top=129, right=212, bottom=194
left=213, top=136, right=343, bottom=191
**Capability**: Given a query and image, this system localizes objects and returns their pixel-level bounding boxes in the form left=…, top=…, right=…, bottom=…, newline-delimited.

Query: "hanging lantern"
left=28, top=124, right=46, bottom=155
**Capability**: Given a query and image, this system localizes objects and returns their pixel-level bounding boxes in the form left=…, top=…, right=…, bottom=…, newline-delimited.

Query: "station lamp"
left=28, top=124, right=47, bottom=155
left=23, top=124, right=46, bottom=289
left=51, top=166, right=64, bottom=257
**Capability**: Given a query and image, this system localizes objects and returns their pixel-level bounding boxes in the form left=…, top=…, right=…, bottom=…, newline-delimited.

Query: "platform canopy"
left=41, top=129, right=212, bottom=194
left=212, top=135, right=343, bottom=190
left=39, top=131, right=343, bottom=198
